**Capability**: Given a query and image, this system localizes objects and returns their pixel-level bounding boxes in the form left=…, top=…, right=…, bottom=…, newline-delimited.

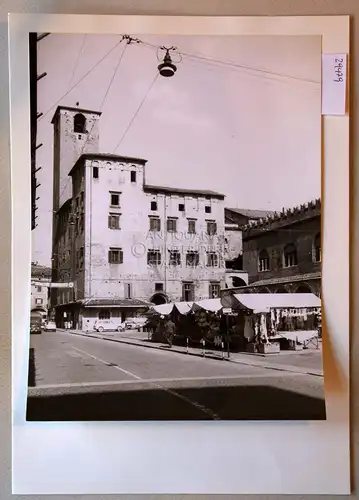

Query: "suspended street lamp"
left=157, top=47, right=178, bottom=78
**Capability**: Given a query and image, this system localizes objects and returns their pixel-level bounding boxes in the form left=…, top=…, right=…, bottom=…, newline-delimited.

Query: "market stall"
left=149, top=298, right=224, bottom=345
left=221, top=293, right=321, bottom=353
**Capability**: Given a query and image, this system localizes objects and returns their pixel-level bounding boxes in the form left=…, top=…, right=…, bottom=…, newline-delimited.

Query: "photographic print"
left=27, top=31, right=325, bottom=421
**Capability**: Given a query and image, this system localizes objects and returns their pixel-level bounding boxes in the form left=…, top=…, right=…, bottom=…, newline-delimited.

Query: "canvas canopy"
left=174, top=301, right=193, bottom=314
left=191, top=298, right=223, bottom=313
left=151, top=299, right=223, bottom=316
left=151, top=301, right=193, bottom=316
left=151, top=303, right=174, bottom=315
left=230, top=293, right=321, bottom=314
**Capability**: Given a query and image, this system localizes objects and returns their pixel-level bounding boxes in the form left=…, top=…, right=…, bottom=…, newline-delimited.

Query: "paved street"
left=27, top=331, right=326, bottom=421
left=89, top=328, right=324, bottom=373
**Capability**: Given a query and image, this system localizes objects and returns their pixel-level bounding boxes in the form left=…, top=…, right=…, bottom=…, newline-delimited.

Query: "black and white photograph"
left=27, top=31, right=325, bottom=421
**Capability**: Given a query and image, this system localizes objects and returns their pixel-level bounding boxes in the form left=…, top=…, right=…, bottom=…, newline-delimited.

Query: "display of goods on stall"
left=193, top=309, right=221, bottom=342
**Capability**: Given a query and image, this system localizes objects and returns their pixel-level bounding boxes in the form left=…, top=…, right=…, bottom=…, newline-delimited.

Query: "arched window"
left=283, top=243, right=297, bottom=268
left=74, top=113, right=86, bottom=134
left=313, top=233, right=321, bottom=263
left=258, top=249, right=270, bottom=272
left=232, top=277, right=247, bottom=288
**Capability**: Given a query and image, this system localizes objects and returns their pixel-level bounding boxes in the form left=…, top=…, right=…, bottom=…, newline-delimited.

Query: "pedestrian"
left=165, top=318, right=176, bottom=348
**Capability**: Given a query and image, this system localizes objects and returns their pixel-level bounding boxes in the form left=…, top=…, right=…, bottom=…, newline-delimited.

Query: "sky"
left=33, top=33, right=321, bottom=266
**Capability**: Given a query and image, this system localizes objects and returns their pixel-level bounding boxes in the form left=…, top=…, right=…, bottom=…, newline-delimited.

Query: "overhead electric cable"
left=67, top=34, right=87, bottom=91
left=138, top=38, right=320, bottom=84
left=112, top=72, right=159, bottom=154
left=38, top=36, right=124, bottom=122
left=58, top=41, right=128, bottom=204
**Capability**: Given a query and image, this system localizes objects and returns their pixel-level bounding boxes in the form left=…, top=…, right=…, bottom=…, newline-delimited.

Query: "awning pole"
left=226, top=314, right=230, bottom=358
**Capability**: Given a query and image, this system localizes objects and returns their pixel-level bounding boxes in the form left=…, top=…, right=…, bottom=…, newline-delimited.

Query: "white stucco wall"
left=75, top=157, right=227, bottom=302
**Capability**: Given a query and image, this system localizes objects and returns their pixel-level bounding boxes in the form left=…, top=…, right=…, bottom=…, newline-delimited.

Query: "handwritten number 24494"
left=334, top=57, right=345, bottom=83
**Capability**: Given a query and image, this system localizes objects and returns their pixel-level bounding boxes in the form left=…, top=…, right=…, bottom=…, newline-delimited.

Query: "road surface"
left=27, top=331, right=326, bottom=421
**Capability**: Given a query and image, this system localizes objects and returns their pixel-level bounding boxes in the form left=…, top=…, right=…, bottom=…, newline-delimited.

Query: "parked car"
left=44, top=321, right=56, bottom=332
left=30, top=314, right=42, bottom=334
left=125, top=317, right=147, bottom=331
left=93, top=319, right=125, bottom=333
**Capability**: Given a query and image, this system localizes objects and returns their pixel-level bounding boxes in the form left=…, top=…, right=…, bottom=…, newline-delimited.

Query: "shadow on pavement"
left=28, top=348, right=36, bottom=388
left=27, top=384, right=326, bottom=421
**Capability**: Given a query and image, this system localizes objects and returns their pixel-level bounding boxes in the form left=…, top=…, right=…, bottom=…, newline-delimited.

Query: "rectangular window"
left=178, top=203, right=185, bottom=212
left=183, top=282, right=194, bottom=302
left=108, top=213, right=121, bottom=230
left=108, top=248, right=123, bottom=264
left=93, top=166, right=99, bottom=179
left=35, top=298, right=43, bottom=305
left=207, top=252, right=218, bottom=267
left=155, top=283, right=164, bottom=292
left=36, top=286, right=42, bottom=292
left=147, top=250, right=161, bottom=266
left=150, top=201, right=158, bottom=211
left=205, top=205, right=211, bottom=214
left=124, top=283, right=132, bottom=299
left=130, top=171, right=136, bottom=183
left=99, top=309, right=110, bottom=320
left=186, top=251, right=199, bottom=266
left=167, top=218, right=177, bottom=233
left=149, top=217, right=161, bottom=232
left=169, top=250, right=181, bottom=266
left=209, top=282, right=220, bottom=298
left=188, top=219, right=196, bottom=234
left=207, top=221, right=217, bottom=235
left=110, top=192, right=121, bottom=207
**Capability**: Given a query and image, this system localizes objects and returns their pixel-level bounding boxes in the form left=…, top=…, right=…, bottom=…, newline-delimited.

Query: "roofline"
left=51, top=105, right=102, bottom=124
left=68, top=153, right=148, bottom=177
left=225, top=207, right=277, bottom=217
left=143, top=185, right=226, bottom=199
left=242, top=211, right=321, bottom=240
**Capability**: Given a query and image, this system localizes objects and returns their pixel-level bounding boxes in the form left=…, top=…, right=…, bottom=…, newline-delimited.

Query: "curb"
left=67, top=330, right=323, bottom=378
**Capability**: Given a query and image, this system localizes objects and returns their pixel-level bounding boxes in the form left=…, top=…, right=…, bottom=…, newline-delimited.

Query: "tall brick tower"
left=51, top=105, right=101, bottom=210
left=50, top=106, right=101, bottom=311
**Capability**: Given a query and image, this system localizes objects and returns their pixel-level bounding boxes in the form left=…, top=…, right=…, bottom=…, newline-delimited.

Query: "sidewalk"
left=62, top=329, right=324, bottom=377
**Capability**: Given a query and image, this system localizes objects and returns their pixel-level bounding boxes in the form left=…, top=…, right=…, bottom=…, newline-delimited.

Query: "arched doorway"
left=275, top=286, right=288, bottom=293
left=295, top=283, right=312, bottom=293
left=232, top=277, right=247, bottom=287
left=31, top=308, right=46, bottom=315
left=150, top=293, right=168, bottom=305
